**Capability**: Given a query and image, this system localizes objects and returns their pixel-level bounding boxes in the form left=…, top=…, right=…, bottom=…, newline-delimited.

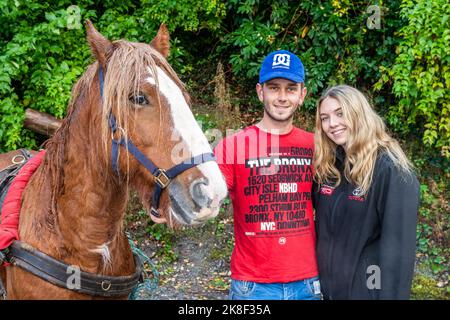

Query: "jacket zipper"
left=327, top=190, right=345, bottom=299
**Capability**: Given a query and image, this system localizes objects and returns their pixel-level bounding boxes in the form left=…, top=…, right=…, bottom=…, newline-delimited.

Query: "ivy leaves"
left=376, top=0, right=450, bottom=158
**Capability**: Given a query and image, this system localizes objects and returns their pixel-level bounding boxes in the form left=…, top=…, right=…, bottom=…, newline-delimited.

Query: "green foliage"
left=195, top=113, right=217, bottom=131
left=1, top=0, right=448, bottom=158
left=0, top=0, right=225, bottom=151
left=0, top=1, right=91, bottom=151
left=207, top=276, right=230, bottom=291
left=138, top=0, right=225, bottom=32
left=219, top=0, right=404, bottom=111
left=207, top=198, right=234, bottom=262
left=146, top=223, right=179, bottom=264
left=411, top=274, right=449, bottom=300
left=2, top=0, right=447, bottom=159
left=416, top=182, right=449, bottom=276
left=376, top=0, right=450, bottom=158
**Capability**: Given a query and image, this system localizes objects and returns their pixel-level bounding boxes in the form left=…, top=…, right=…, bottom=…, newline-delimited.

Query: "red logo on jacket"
left=320, top=185, right=335, bottom=196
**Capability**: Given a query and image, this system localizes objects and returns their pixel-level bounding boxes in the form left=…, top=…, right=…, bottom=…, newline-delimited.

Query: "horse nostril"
left=190, top=179, right=212, bottom=208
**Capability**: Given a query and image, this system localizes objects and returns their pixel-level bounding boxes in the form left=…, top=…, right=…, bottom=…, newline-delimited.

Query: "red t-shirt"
left=214, top=125, right=318, bottom=283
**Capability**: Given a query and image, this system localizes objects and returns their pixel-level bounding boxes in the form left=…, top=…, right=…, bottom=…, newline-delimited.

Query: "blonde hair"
left=314, top=85, right=413, bottom=195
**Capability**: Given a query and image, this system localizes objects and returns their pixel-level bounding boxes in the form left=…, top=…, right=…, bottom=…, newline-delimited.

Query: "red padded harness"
left=0, top=150, right=46, bottom=265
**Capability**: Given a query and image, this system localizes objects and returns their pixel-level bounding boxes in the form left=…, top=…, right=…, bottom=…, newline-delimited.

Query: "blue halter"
left=98, top=66, right=215, bottom=218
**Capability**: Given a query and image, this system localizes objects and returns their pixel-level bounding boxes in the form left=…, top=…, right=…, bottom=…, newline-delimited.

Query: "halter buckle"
left=150, top=207, right=161, bottom=218
left=12, top=154, right=26, bottom=165
left=154, top=169, right=170, bottom=188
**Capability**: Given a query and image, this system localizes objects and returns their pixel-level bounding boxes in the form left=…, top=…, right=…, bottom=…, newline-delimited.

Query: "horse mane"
left=36, top=39, right=188, bottom=225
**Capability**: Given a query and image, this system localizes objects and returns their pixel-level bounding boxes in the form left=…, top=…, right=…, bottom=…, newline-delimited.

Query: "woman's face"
left=319, top=97, right=348, bottom=148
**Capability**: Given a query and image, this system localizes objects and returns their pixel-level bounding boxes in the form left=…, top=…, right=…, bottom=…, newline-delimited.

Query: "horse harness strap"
left=6, top=241, right=143, bottom=297
left=99, top=66, right=216, bottom=218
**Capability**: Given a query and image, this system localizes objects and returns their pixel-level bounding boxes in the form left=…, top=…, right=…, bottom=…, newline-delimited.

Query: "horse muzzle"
left=166, top=178, right=222, bottom=225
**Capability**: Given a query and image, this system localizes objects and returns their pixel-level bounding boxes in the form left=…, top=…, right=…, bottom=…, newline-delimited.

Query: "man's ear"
left=85, top=19, right=113, bottom=68
left=301, top=85, right=308, bottom=100
left=256, top=83, right=264, bottom=103
left=150, top=24, right=170, bottom=58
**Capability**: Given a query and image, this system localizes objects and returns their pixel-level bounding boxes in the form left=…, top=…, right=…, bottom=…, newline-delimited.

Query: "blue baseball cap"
left=259, top=50, right=305, bottom=84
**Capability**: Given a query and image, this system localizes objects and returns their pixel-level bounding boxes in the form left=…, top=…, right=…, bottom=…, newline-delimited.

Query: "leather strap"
left=151, top=153, right=216, bottom=212
left=8, top=241, right=143, bottom=298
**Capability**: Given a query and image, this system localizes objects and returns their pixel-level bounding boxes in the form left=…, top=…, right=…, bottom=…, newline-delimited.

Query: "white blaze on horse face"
left=147, top=74, right=156, bottom=86
left=146, top=67, right=227, bottom=213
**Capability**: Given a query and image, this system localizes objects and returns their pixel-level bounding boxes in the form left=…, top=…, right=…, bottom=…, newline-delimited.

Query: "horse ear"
left=150, top=24, right=170, bottom=58
left=85, top=19, right=113, bottom=68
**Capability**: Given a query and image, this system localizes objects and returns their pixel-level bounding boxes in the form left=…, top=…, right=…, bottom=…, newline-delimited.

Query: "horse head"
left=85, top=20, right=227, bottom=227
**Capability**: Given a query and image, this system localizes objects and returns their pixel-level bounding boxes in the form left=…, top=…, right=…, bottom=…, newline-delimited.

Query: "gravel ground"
left=142, top=238, right=230, bottom=300
left=126, top=207, right=233, bottom=300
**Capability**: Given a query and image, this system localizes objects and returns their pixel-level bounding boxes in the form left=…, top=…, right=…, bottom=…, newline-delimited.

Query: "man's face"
left=256, top=78, right=307, bottom=123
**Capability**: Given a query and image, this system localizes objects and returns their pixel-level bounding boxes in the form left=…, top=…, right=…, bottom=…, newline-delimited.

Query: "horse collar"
left=6, top=241, right=143, bottom=297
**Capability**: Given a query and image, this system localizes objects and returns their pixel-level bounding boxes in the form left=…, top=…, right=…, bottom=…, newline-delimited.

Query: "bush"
left=0, top=0, right=225, bottom=151
left=375, top=0, right=450, bottom=158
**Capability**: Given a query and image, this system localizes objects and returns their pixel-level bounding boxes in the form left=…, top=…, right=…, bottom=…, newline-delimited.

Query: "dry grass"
left=213, top=62, right=241, bottom=132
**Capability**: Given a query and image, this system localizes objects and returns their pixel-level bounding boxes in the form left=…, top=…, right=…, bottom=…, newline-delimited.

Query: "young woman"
left=313, top=85, right=419, bottom=300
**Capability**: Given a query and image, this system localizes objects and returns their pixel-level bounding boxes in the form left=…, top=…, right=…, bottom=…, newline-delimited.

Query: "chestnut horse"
left=0, top=20, right=227, bottom=299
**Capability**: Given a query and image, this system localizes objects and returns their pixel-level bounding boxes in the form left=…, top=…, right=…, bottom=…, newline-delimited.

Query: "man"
left=214, top=50, right=320, bottom=300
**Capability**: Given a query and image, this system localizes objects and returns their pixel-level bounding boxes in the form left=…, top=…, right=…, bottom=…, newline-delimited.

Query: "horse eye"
left=129, top=94, right=149, bottom=106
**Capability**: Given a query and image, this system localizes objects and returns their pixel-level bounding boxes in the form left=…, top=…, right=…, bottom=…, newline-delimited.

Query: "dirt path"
left=126, top=203, right=233, bottom=300
left=142, top=238, right=229, bottom=300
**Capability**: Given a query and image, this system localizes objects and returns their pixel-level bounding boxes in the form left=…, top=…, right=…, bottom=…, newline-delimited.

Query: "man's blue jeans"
left=229, top=276, right=322, bottom=300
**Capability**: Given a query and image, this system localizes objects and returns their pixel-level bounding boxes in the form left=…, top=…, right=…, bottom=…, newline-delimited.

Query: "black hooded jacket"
left=313, top=147, right=420, bottom=300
